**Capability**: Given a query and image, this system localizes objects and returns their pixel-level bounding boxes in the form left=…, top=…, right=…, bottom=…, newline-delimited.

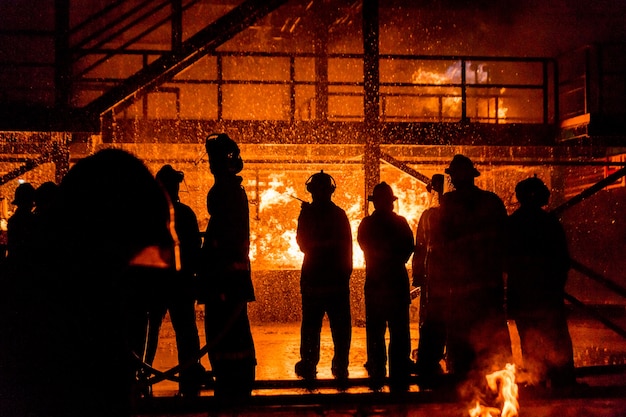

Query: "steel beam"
left=85, top=0, right=289, bottom=117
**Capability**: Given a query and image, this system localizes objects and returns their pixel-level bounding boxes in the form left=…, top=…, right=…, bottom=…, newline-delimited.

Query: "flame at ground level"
left=469, top=363, right=519, bottom=417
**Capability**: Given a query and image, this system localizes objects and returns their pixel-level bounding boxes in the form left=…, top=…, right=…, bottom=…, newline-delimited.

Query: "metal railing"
left=75, top=51, right=556, bottom=124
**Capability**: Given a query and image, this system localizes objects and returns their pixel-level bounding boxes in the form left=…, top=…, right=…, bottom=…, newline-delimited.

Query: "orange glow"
left=412, top=62, right=508, bottom=123
left=469, top=363, right=519, bottom=417
left=248, top=171, right=429, bottom=270
left=469, top=401, right=501, bottom=417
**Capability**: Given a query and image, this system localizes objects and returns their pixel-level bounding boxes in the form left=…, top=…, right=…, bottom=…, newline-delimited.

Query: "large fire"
left=469, top=363, right=519, bottom=417
left=248, top=171, right=429, bottom=270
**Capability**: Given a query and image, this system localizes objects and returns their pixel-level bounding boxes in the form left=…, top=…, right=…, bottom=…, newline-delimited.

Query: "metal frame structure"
left=1, top=1, right=626, bottom=396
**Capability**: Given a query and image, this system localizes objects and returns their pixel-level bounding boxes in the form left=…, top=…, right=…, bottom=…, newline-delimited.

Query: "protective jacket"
left=296, top=200, right=352, bottom=297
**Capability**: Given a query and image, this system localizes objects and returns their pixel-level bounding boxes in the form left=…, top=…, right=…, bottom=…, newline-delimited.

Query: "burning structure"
left=1, top=0, right=626, bottom=410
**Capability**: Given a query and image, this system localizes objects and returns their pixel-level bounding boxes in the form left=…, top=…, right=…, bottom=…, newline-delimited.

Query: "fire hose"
left=136, top=289, right=422, bottom=388
left=132, top=301, right=246, bottom=388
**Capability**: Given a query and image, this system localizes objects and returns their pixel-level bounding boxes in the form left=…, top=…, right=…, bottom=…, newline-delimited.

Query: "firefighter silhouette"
left=6, top=182, right=36, bottom=263
left=506, top=176, right=577, bottom=389
left=438, top=154, right=512, bottom=384
left=199, top=133, right=256, bottom=403
left=143, top=164, right=207, bottom=396
left=0, top=149, right=176, bottom=417
left=358, top=181, right=414, bottom=391
left=295, top=170, right=353, bottom=385
left=412, top=173, right=449, bottom=385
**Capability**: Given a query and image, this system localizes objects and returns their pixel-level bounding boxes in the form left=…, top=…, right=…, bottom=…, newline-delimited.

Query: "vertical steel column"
left=290, top=56, right=296, bottom=122
left=363, top=0, right=380, bottom=215
left=217, top=55, right=223, bottom=121
left=172, top=0, right=183, bottom=52
left=543, top=59, right=549, bottom=124
left=553, top=58, right=560, bottom=125
left=584, top=46, right=591, bottom=114
left=142, top=55, right=149, bottom=119
left=54, top=0, right=71, bottom=109
left=313, top=2, right=329, bottom=121
left=594, top=44, right=611, bottom=114
left=461, top=59, right=468, bottom=122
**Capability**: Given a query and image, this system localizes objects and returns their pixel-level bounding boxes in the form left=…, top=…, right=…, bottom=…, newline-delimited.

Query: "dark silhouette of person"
left=438, top=154, right=511, bottom=384
left=152, top=164, right=206, bottom=396
left=6, top=182, right=36, bottom=264
left=0, top=148, right=176, bottom=417
left=506, top=176, right=577, bottom=390
left=357, top=182, right=415, bottom=392
left=198, top=133, right=256, bottom=404
left=31, top=181, right=59, bottom=262
left=412, top=173, right=448, bottom=385
left=135, top=270, right=168, bottom=395
left=295, top=170, right=353, bottom=385
left=34, top=181, right=59, bottom=216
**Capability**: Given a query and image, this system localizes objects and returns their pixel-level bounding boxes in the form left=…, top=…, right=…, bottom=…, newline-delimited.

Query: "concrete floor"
left=133, top=316, right=626, bottom=416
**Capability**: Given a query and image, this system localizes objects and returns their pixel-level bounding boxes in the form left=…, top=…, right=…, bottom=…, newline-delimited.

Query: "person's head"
left=305, top=170, right=336, bottom=202
left=12, top=182, right=36, bottom=209
left=445, top=154, right=480, bottom=190
left=205, top=133, right=243, bottom=177
left=427, top=174, right=444, bottom=196
left=34, top=181, right=59, bottom=213
left=156, top=164, right=184, bottom=202
left=59, top=148, right=175, bottom=271
left=368, top=181, right=397, bottom=212
left=515, top=176, right=550, bottom=208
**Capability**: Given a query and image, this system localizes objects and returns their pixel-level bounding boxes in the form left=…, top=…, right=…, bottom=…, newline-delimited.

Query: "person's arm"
left=398, top=216, right=415, bottom=263
left=412, top=211, right=429, bottom=287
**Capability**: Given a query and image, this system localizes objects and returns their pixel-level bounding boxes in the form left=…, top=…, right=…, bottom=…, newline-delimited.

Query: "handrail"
left=69, top=0, right=127, bottom=38
left=570, top=260, right=626, bottom=300
left=74, top=0, right=204, bottom=79
left=84, top=0, right=289, bottom=116
left=551, top=166, right=626, bottom=217
left=379, top=153, right=431, bottom=184
left=564, top=293, right=626, bottom=340
left=76, top=51, right=552, bottom=124
left=0, top=144, right=67, bottom=186
left=71, top=0, right=159, bottom=53
left=544, top=166, right=626, bottom=341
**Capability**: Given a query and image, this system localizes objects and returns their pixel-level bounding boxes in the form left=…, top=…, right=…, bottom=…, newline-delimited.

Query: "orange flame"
left=412, top=62, right=508, bottom=123
left=469, top=363, right=519, bottom=417
left=248, top=172, right=428, bottom=270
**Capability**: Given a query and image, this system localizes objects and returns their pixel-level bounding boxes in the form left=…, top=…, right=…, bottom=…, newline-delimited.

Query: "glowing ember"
left=469, top=363, right=519, bottom=417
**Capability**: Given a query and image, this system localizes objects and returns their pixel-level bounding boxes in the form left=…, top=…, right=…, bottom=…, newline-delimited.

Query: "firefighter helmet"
left=305, top=170, right=336, bottom=195
left=515, top=176, right=550, bottom=207
left=205, top=133, right=244, bottom=175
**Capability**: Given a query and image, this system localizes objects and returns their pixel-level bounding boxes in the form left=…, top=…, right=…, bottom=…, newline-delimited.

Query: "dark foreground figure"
left=413, top=174, right=448, bottom=384
left=506, top=176, right=577, bottom=390
left=138, top=164, right=206, bottom=396
left=0, top=149, right=176, bottom=417
left=437, top=155, right=512, bottom=385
